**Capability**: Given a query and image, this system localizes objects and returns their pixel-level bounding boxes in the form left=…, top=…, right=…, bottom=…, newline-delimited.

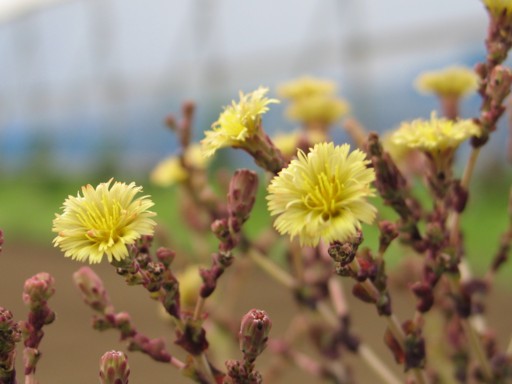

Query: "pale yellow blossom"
left=391, top=112, right=480, bottom=153
left=278, top=76, right=337, bottom=100
left=150, top=144, right=210, bottom=187
left=52, top=179, right=156, bottom=264
left=415, top=66, right=479, bottom=98
left=201, top=87, right=279, bottom=157
left=267, top=142, right=376, bottom=247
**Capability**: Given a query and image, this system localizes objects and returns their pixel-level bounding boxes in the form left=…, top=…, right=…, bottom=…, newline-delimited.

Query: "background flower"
left=52, top=179, right=156, bottom=264
left=415, top=66, right=479, bottom=98
left=390, top=112, right=480, bottom=153
left=267, top=142, right=376, bottom=246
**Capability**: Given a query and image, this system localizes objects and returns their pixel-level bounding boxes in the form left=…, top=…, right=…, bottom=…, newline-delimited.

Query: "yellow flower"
left=285, top=94, right=349, bottom=125
left=278, top=76, right=337, bottom=100
left=201, top=87, right=279, bottom=157
left=272, top=131, right=302, bottom=157
left=391, top=112, right=481, bottom=153
left=150, top=157, right=188, bottom=187
left=177, top=264, right=204, bottom=310
left=267, top=142, right=376, bottom=247
left=482, top=0, right=512, bottom=20
left=415, top=66, right=479, bottom=98
left=52, top=179, right=156, bottom=264
left=150, top=144, right=209, bottom=187
left=272, top=130, right=327, bottom=157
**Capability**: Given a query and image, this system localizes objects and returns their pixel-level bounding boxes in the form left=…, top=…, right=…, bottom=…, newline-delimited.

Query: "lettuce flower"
left=415, top=66, right=479, bottom=98
left=52, top=179, right=156, bottom=264
left=391, top=112, right=480, bottom=154
left=267, top=142, right=376, bottom=246
left=150, top=144, right=209, bottom=187
left=201, top=87, right=279, bottom=157
left=482, top=0, right=512, bottom=21
left=278, top=76, right=337, bottom=100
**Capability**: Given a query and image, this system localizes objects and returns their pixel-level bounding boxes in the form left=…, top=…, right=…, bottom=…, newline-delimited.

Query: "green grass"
left=0, top=172, right=510, bottom=276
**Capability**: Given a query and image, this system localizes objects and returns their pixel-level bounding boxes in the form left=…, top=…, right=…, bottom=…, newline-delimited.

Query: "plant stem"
left=170, top=356, right=186, bottom=370
left=446, top=276, right=493, bottom=381
left=349, top=259, right=430, bottom=384
left=359, top=344, right=401, bottom=384
left=248, top=248, right=296, bottom=289
left=461, top=318, right=494, bottom=380
left=195, top=353, right=215, bottom=384
left=193, top=296, right=206, bottom=321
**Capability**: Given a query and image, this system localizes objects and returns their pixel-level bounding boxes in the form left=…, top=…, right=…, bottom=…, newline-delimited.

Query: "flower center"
left=78, top=198, right=125, bottom=247
left=303, top=172, right=343, bottom=221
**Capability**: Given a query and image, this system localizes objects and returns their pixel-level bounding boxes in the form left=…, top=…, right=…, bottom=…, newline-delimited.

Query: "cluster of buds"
left=73, top=266, right=173, bottom=363
left=328, top=234, right=392, bottom=317
left=211, top=169, right=259, bottom=253
left=0, top=307, right=21, bottom=384
left=474, top=65, right=512, bottom=146
left=200, top=170, right=259, bottom=304
left=20, top=272, right=56, bottom=379
left=366, top=133, right=425, bottom=251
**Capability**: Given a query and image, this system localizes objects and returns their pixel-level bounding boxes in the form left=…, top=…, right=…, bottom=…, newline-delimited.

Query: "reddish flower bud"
left=239, top=309, right=272, bottom=362
left=99, top=350, right=130, bottom=384
left=73, top=267, right=112, bottom=313
left=227, top=169, right=259, bottom=224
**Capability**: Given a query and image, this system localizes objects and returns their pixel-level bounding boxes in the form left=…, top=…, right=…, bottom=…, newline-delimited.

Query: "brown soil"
left=1, top=243, right=511, bottom=383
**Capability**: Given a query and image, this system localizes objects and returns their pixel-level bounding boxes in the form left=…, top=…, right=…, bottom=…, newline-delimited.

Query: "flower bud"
left=0, top=307, right=21, bottom=356
left=73, top=267, right=112, bottom=313
left=22, top=272, right=56, bottom=307
left=227, top=169, right=259, bottom=223
left=239, top=309, right=272, bottom=362
left=156, top=247, right=175, bottom=267
left=99, top=350, right=130, bottom=384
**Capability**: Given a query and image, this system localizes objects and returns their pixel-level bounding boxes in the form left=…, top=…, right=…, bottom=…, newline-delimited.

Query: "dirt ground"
left=1, top=242, right=511, bottom=383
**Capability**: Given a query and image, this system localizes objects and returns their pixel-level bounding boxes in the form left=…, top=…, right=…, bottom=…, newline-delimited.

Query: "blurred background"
left=1, top=0, right=511, bottom=383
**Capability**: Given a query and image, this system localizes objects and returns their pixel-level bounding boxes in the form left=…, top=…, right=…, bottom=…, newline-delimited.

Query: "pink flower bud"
left=239, top=309, right=272, bottom=362
left=73, top=267, right=112, bottom=313
left=99, top=350, right=130, bottom=384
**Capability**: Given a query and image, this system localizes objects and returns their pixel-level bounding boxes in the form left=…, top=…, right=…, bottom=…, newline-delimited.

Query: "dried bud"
left=328, top=241, right=356, bottom=265
left=211, top=219, right=231, bottom=242
left=488, top=65, right=512, bottom=108
left=22, top=272, right=56, bottom=307
left=0, top=307, right=21, bottom=362
left=449, top=180, right=469, bottom=213
left=411, top=282, right=434, bottom=313
left=227, top=169, right=259, bottom=223
left=99, top=350, right=130, bottom=384
left=73, top=267, right=112, bottom=313
left=156, top=247, right=175, bottom=267
left=352, top=283, right=376, bottom=304
left=239, top=309, right=272, bottom=362
left=225, top=359, right=263, bottom=384
left=0, top=229, right=3, bottom=253
left=378, top=221, right=398, bottom=254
